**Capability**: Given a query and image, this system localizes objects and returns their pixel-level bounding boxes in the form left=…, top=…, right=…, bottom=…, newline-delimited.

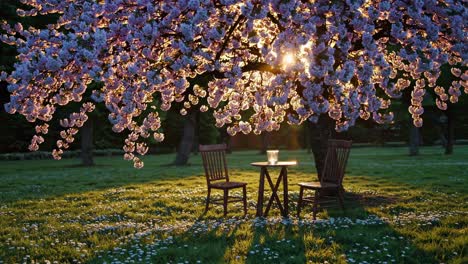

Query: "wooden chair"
left=199, top=144, right=247, bottom=216
left=297, top=139, right=352, bottom=219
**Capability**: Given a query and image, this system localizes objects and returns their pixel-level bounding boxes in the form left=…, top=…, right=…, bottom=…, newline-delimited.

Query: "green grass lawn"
left=0, top=146, right=467, bottom=263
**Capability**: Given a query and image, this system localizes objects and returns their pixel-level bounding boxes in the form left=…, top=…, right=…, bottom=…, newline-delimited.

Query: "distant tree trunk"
left=260, top=132, right=270, bottom=154
left=225, top=136, right=232, bottom=153
left=409, top=122, right=420, bottom=156
left=306, top=121, right=312, bottom=154
left=81, top=115, right=94, bottom=166
left=435, top=113, right=448, bottom=148
left=310, top=116, right=335, bottom=181
left=219, top=128, right=232, bottom=153
left=191, top=111, right=200, bottom=155
left=377, top=127, right=387, bottom=146
left=174, top=111, right=197, bottom=165
left=445, top=107, right=454, bottom=155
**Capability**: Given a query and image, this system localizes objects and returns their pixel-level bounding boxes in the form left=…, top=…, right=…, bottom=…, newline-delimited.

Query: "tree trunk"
left=174, top=111, right=197, bottom=165
left=260, top=132, right=270, bottom=154
left=409, top=121, right=420, bottom=156
left=81, top=115, right=94, bottom=166
left=445, top=107, right=454, bottom=155
left=287, top=126, right=300, bottom=150
left=310, top=116, right=334, bottom=181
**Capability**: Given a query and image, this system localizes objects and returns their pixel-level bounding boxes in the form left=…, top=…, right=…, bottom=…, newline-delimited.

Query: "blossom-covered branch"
left=1, top=0, right=466, bottom=167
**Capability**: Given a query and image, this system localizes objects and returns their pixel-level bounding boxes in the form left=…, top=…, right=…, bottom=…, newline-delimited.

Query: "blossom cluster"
left=1, top=0, right=466, bottom=167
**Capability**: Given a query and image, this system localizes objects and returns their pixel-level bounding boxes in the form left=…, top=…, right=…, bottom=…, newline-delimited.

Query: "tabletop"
left=250, top=161, right=297, bottom=167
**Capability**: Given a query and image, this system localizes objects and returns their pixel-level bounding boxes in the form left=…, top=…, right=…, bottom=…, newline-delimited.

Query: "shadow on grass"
left=148, top=224, right=242, bottom=263
left=345, top=192, right=399, bottom=207
left=244, top=221, right=306, bottom=263
left=100, top=191, right=439, bottom=263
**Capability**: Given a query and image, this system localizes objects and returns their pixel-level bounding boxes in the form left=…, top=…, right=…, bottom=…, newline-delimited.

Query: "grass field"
left=0, top=146, right=467, bottom=263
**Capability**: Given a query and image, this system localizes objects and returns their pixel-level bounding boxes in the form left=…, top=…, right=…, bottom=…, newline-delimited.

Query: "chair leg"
left=297, top=186, right=304, bottom=217
left=242, top=186, right=247, bottom=216
left=338, top=188, right=345, bottom=211
left=205, top=187, right=211, bottom=213
left=312, top=190, right=320, bottom=220
left=223, top=189, right=228, bottom=216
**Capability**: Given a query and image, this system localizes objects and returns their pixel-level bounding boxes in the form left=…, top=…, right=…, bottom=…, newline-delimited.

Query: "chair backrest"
left=321, top=139, right=352, bottom=186
left=199, top=144, right=229, bottom=183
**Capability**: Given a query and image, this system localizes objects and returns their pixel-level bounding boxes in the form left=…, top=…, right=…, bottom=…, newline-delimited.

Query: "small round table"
left=251, top=161, right=297, bottom=217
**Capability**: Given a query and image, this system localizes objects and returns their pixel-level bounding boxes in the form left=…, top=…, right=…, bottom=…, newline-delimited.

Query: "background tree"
left=1, top=0, right=466, bottom=171
left=174, top=110, right=198, bottom=165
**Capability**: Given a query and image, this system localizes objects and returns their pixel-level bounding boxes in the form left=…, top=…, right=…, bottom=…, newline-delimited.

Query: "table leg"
left=256, top=167, right=265, bottom=217
left=282, top=167, right=289, bottom=217
left=264, top=169, right=285, bottom=216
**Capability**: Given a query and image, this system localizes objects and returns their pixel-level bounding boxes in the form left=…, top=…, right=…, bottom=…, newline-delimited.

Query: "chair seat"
left=298, top=181, right=339, bottom=189
left=209, top=181, right=247, bottom=189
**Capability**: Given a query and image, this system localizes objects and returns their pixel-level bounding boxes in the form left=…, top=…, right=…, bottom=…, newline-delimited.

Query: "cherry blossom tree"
left=1, top=0, right=466, bottom=169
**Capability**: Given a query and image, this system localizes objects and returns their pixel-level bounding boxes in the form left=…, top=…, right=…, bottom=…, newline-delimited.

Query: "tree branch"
left=215, top=15, right=245, bottom=61
left=267, top=12, right=285, bottom=31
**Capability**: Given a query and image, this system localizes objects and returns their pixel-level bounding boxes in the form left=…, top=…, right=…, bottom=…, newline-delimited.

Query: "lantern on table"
left=267, top=150, right=279, bottom=164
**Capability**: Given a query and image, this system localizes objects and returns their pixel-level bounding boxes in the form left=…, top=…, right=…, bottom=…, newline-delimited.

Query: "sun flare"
left=282, top=53, right=295, bottom=66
